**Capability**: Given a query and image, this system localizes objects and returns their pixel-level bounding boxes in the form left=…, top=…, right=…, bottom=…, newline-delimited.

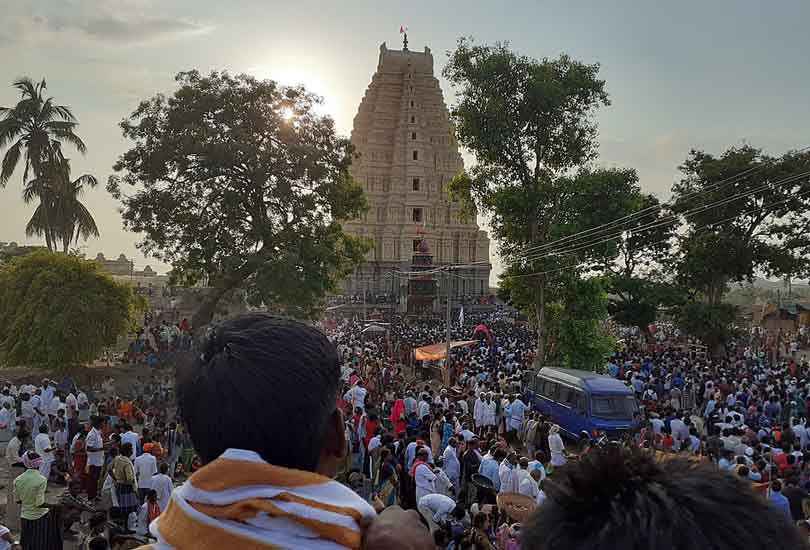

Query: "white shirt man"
left=418, top=399, right=431, bottom=420
left=498, top=459, right=519, bottom=494
left=5, top=435, right=21, bottom=466
left=64, top=393, right=77, bottom=420
left=343, top=385, right=368, bottom=411
left=20, top=397, right=34, bottom=425
left=456, top=399, right=469, bottom=416
left=442, top=443, right=461, bottom=488
left=54, top=426, right=68, bottom=454
left=134, top=451, right=158, bottom=491
left=414, top=461, right=437, bottom=502
left=483, top=398, right=497, bottom=427
left=508, top=398, right=527, bottom=432
left=47, top=395, right=63, bottom=417
left=418, top=493, right=456, bottom=523
left=518, top=470, right=540, bottom=501
left=41, top=383, right=55, bottom=411
left=670, top=418, right=689, bottom=448
left=473, top=396, right=486, bottom=429
left=30, top=394, right=45, bottom=433
left=0, top=404, right=15, bottom=443
left=151, top=470, right=174, bottom=513
left=86, top=426, right=105, bottom=467
left=0, top=392, right=15, bottom=410
left=793, top=421, right=810, bottom=450
left=34, top=430, right=55, bottom=480
left=405, top=441, right=434, bottom=470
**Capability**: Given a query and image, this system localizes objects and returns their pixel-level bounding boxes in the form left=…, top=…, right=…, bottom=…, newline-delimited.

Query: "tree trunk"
left=191, top=284, right=238, bottom=331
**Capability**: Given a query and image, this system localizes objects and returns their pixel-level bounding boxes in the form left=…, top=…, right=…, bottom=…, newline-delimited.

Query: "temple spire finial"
left=400, top=25, right=409, bottom=51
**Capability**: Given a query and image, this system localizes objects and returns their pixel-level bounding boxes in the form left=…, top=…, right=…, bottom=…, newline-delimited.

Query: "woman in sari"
left=71, top=431, right=88, bottom=486
left=110, top=442, right=138, bottom=529
left=377, top=448, right=398, bottom=507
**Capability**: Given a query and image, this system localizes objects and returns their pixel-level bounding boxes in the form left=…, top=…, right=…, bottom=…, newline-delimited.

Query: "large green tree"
left=0, top=251, right=141, bottom=370
left=24, top=159, right=100, bottom=253
left=670, top=145, right=810, bottom=354
left=108, top=71, right=369, bottom=326
left=444, top=39, right=610, bottom=367
left=0, top=78, right=88, bottom=251
left=547, top=277, right=615, bottom=371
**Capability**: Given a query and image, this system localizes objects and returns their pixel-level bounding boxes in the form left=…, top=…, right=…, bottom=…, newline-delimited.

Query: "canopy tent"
left=361, top=324, right=388, bottom=334
left=414, top=340, right=477, bottom=361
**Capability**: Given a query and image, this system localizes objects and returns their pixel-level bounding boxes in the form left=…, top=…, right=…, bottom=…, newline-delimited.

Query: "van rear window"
left=592, top=395, right=637, bottom=418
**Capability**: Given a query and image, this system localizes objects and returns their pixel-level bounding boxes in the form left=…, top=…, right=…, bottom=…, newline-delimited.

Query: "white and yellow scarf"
left=139, top=448, right=376, bottom=550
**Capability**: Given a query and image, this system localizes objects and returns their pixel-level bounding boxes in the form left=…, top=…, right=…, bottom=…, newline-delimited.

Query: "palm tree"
left=0, top=77, right=86, bottom=250
left=24, top=159, right=99, bottom=253
left=0, top=77, right=86, bottom=185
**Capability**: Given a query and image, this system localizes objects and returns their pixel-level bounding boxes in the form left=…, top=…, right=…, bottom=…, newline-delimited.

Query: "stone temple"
left=340, top=40, right=491, bottom=314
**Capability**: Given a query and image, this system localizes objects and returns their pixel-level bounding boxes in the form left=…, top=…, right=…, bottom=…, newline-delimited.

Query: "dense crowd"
left=0, top=374, right=187, bottom=549
left=1, top=311, right=809, bottom=549
left=320, top=314, right=810, bottom=549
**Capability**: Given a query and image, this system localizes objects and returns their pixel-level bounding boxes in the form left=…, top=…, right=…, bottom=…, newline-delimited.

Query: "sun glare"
left=281, top=107, right=294, bottom=122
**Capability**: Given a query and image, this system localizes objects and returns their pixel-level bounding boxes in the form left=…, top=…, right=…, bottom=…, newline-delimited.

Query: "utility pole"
left=362, top=276, right=367, bottom=327
left=445, top=268, right=452, bottom=385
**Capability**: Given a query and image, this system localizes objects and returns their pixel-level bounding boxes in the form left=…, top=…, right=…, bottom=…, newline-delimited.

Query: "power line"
left=508, top=145, right=810, bottom=260
left=513, top=168, right=810, bottom=265
left=503, top=187, right=810, bottom=281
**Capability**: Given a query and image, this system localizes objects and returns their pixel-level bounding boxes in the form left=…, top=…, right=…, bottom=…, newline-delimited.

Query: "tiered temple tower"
left=341, top=40, right=491, bottom=313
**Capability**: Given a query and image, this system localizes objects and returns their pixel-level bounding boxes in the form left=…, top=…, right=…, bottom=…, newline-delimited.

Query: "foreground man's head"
left=523, top=445, right=804, bottom=550
left=177, top=314, right=346, bottom=476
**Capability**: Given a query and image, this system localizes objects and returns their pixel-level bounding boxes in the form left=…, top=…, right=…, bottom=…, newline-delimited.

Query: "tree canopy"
left=108, top=70, right=370, bottom=326
left=0, top=251, right=142, bottom=370
left=669, top=145, right=810, bottom=353
left=444, top=38, right=611, bottom=367
left=0, top=77, right=96, bottom=252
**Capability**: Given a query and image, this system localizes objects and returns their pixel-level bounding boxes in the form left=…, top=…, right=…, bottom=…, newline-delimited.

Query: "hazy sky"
left=1, top=0, right=808, bottom=282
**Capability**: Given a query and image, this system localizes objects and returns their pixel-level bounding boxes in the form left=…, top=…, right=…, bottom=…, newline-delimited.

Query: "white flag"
left=458, top=305, right=464, bottom=327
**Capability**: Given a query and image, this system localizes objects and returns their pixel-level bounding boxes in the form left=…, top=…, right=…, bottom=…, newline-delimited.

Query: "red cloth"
left=364, top=419, right=379, bottom=448
left=410, top=459, right=427, bottom=478
left=390, top=399, right=407, bottom=435
left=148, top=502, right=161, bottom=523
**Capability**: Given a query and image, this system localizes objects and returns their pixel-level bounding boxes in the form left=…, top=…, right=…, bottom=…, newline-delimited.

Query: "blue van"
left=525, top=367, right=639, bottom=440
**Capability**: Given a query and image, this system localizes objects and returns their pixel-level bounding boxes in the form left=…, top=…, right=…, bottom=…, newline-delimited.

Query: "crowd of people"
left=1, top=310, right=810, bottom=549
left=0, top=374, right=187, bottom=549
left=320, top=313, right=810, bottom=548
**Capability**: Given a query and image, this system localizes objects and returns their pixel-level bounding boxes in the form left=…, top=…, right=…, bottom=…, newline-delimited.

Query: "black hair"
left=159, top=463, right=169, bottom=474
left=522, top=446, right=804, bottom=550
left=120, top=442, right=133, bottom=458
left=88, top=537, right=109, bottom=550
left=177, top=314, right=340, bottom=471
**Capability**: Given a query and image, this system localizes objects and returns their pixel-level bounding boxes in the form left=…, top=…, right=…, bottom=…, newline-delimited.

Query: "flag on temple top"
left=459, top=305, right=465, bottom=327
left=400, top=25, right=408, bottom=33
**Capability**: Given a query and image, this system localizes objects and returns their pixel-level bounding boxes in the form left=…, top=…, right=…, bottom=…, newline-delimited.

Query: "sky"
left=1, top=0, right=808, bottom=283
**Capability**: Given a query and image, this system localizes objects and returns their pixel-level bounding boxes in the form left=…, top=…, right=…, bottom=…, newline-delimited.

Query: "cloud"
left=38, top=13, right=211, bottom=45
left=3, top=1, right=213, bottom=47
